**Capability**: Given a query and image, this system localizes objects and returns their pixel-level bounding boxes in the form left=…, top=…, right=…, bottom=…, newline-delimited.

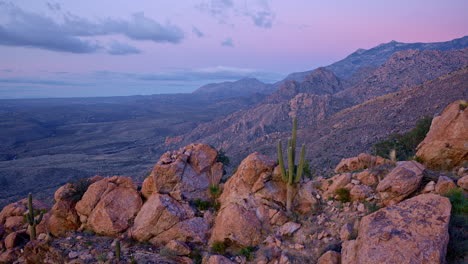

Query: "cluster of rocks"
left=0, top=101, right=467, bottom=263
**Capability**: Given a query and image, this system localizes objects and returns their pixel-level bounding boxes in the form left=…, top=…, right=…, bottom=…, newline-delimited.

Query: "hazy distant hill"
left=192, top=78, right=274, bottom=99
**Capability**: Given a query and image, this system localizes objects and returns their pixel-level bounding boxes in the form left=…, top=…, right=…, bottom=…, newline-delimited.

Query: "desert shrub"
left=209, top=184, right=221, bottom=198
left=459, top=100, right=468, bottom=110
left=238, top=246, right=256, bottom=261
left=444, top=188, right=468, bottom=215
left=217, top=149, right=230, bottom=166
left=190, top=199, right=212, bottom=211
left=211, top=241, right=228, bottom=255
left=335, top=188, right=350, bottom=203
left=188, top=249, right=202, bottom=264
left=443, top=188, right=468, bottom=263
left=373, top=116, right=432, bottom=161
left=65, top=178, right=92, bottom=202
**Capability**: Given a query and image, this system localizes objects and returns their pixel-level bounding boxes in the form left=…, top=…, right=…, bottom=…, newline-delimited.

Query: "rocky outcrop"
left=75, top=176, right=142, bottom=236
left=0, top=198, right=49, bottom=233
left=144, top=143, right=222, bottom=201
left=334, top=153, right=392, bottom=173
left=341, top=193, right=451, bottom=264
left=457, top=175, right=468, bottom=191
left=129, top=193, right=209, bottom=245
left=44, top=183, right=81, bottom=237
left=322, top=173, right=351, bottom=198
left=416, top=100, right=468, bottom=170
left=435, top=176, right=457, bottom=195
left=376, top=161, right=424, bottom=206
left=210, top=152, right=281, bottom=247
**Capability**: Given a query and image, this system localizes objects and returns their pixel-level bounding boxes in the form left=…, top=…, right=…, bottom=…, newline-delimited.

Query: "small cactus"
left=26, top=193, right=43, bottom=240
left=116, top=239, right=121, bottom=261
left=278, top=118, right=307, bottom=212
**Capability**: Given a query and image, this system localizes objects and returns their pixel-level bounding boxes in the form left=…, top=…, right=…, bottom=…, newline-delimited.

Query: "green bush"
left=238, top=246, right=256, bottom=261
left=65, top=178, right=92, bottom=202
left=443, top=188, right=468, bottom=215
left=373, top=116, right=432, bottom=161
left=211, top=241, right=228, bottom=255
left=209, top=184, right=221, bottom=198
left=335, top=188, right=350, bottom=203
left=443, top=188, right=468, bottom=263
left=190, top=199, right=212, bottom=211
left=217, top=149, right=231, bottom=166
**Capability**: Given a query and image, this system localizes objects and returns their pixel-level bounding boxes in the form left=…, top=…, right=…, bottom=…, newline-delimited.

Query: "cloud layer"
left=0, top=2, right=184, bottom=54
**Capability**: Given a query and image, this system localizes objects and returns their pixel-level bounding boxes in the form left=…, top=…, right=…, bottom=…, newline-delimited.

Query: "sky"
left=0, top=0, right=467, bottom=99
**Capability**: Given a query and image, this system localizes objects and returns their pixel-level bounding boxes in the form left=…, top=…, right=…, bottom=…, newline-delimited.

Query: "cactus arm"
left=288, top=140, right=294, bottom=185
left=295, top=144, right=306, bottom=183
left=36, top=211, right=44, bottom=224
left=278, top=140, right=288, bottom=182
left=292, top=118, right=297, bottom=161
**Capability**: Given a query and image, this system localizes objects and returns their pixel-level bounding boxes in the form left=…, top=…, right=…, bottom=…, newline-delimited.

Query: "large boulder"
left=145, top=143, right=222, bottom=201
left=416, top=100, right=468, bottom=170
left=130, top=193, right=208, bottom=244
left=75, top=176, right=142, bottom=236
left=341, top=194, right=451, bottom=264
left=44, top=183, right=82, bottom=236
left=376, top=161, right=424, bottom=206
left=457, top=175, right=468, bottom=191
left=334, top=153, right=392, bottom=173
left=435, top=176, right=457, bottom=195
left=210, top=152, right=281, bottom=247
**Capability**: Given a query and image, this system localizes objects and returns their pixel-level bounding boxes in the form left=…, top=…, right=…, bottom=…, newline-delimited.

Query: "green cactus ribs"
left=25, top=193, right=44, bottom=240
left=277, top=118, right=307, bottom=213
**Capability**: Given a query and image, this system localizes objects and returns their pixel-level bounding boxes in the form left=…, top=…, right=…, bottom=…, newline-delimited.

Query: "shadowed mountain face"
left=177, top=48, right=468, bottom=167
left=1, top=36, right=467, bottom=208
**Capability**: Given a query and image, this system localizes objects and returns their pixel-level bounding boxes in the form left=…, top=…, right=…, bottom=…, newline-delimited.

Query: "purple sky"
left=0, top=0, right=467, bottom=98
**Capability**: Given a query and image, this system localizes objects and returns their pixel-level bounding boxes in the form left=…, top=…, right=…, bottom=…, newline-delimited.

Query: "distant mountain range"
left=176, top=37, right=468, bottom=168
left=193, top=36, right=468, bottom=100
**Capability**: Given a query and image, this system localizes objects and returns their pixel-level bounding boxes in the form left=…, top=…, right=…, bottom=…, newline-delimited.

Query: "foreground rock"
left=416, top=100, right=468, bottom=170
left=75, top=176, right=142, bottom=236
left=130, top=193, right=209, bottom=245
left=210, top=152, right=282, bottom=247
left=376, top=161, right=424, bottom=206
left=334, top=153, right=392, bottom=173
left=342, top=193, right=451, bottom=264
left=143, top=143, right=223, bottom=201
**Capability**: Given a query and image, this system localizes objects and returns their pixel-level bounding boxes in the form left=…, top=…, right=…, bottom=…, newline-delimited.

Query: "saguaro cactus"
left=278, top=118, right=306, bottom=212
left=26, top=193, right=43, bottom=240
left=115, top=239, right=121, bottom=261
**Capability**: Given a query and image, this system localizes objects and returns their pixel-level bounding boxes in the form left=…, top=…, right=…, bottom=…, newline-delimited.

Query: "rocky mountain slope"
left=0, top=101, right=466, bottom=263
left=192, top=78, right=273, bottom=99
left=176, top=49, right=468, bottom=167
left=284, top=35, right=468, bottom=81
